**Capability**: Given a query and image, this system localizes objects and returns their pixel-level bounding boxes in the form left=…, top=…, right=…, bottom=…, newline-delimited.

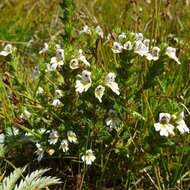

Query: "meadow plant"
left=0, top=1, right=190, bottom=189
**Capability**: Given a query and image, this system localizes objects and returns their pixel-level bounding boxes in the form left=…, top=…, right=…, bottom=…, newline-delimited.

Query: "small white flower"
left=135, top=32, right=144, bottom=41
left=0, top=44, right=13, bottom=56
left=118, top=32, right=127, bottom=39
left=96, top=25, right=104, bottom=38
left=79, top=25, right=91, bottom=35
left=48, top=130, right=59, bottom=145
left=21, top=108, right=31, bottom=119
left=52, top=99, right=61, bottom=107
left=49, top=48, right=64, bottom=71
left=134, top=40, right=149, bottom=56
left=143, top=39, right=150, bottom=48
left=39, top=43, right=49, bottom=54
left=146, top=47, right=160, bottom=61
left=67, top=131, right=78, bottom=143
left=111, top=42, right=123, bottom=53
left=60, top=139, right=69, bottom=152
left=35, top=143, right=44, bottom=162
left=75, top=70, right=92, bottom=94
left=55, top=89, right=63, bottom=97
left=176, top=112, right=189, bottom=134
left=166, top=47, right=181, bottom=64
left=47, top=149, right=55, bottom=156
left=154, top=113, right=175, bottom=137
left=105, top=109, right=121, bottom=129
left=36, top=86, right=44, bottom=94
left=123, top=41, right=133, bottom=50
left=81, top=149, right=96, bottom=165
left=78, top=49, right=90, bottom=66
left=70, top=58, right=80, bottom=69
left=105, top=72, right=120, bottom=95
left=95, top=85, right=105, bottom=103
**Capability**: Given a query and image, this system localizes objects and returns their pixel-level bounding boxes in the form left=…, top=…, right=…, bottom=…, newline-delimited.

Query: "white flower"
left=111, top=42, right=123, bottom=53
left=75, top=70, right=92, bottom=93
left=105, top=72, right=120, bottom=95
left=105, top=109, right=121, bottom=129
left=166, top=47, right=181, bottom=64
left=81, top=149, right=96, bottom=165
left=123, top=41, right=133, bottom=50
left=78, top=49, right=90, bottom=66
left=146, top=47, right=160, bottom=61
left=67, top=131, right=78, bottom=143
left=48, top=130, right=59, bottom=145
left=52, top=99, right=61, bottom=107
left=70, top=58, right=80, bottom=69
left=79, top=25, right=91, bottom=35
left=60, top=139, right=69, bottom=152
left=36, top=86, right=44, bottom=94
left=96, top=25, right=104, bottom=38
left=21, top=108, right=31, bottom=119
left=95, top=85, right=105, bottom=103
left=55, top=89, right=63, bottom=97
left=0, top=44, right=13, bottom=56
left=118, top=32, right=127, bottom=39
left=49, top=48, right=64, bottom=71
left=134, top=40, right=149, bottom=56
left=143, top=39, right=150, bottom=47
left=154, top=113, right=175, bottom=137
left=47, top=149, right=55, bottom=156
left=35, top=143, right=44, bottom=162
left=135, top=32, right=144, bottom=41
left=176, top=112, right=189, bottom=134
left=39, top=43, right=49, bottom=54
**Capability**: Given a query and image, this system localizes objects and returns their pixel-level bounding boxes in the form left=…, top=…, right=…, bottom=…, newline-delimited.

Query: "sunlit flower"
left=105, top=72, right=120, bottom=95
left=55, top=89, right=63, bottom=97
left=48, top=130, right=59, bottom=145
left=35, top=143, right=44, bottom=162
left=60, top=139, right=69, bottom=152
left=146, top=47, right=160, bottom=61
left=134, top=40, right=149, bottom=56
left=75, top=70, right=91, bottom=93
left=111, top=42, right=123, bottom=53
left=70, top=58, right=80, bottom=69
left=95, top=85, right=105, bottom=103
left=118, top=32, right=127, bottom=39
left=166, top=47, right=181, bottom=64
left=39, top=42, right=49, bottom=54
left=78, top=49, right=90, bottom=66
left=36, top=86, right=44, bottom=94
left=52, top=99, right=61, bottom=107
left=79, top=25, right=91, bottom=35
left=81, top=149, right=96, bottom=165
left=154, top=113, right=175, bottom=137
left=96, top=25, right=104, bottom=38
left=49, top=48, right=64, bottom=71
left=123, top=41, right=133, bottom=50
left=176, top=112, right=189, bottom=134
left=47, top=149, right=55, bottom=156
left=0, top=44, right=13, bottom=56
left=105, top=109, right=121, bottom=129
left=67, top=131, right=78, bottom=143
